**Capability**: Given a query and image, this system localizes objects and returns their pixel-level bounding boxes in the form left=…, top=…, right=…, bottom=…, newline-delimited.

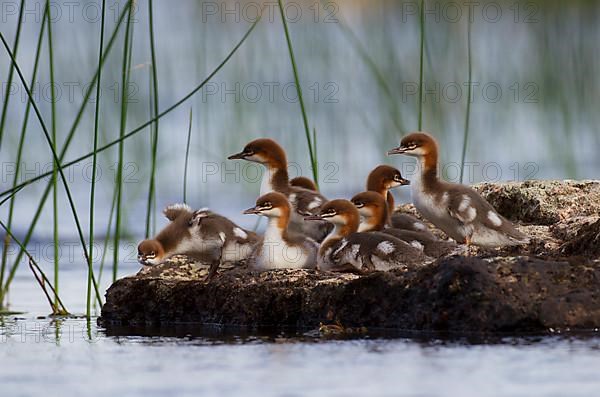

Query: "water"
left=3, top=260, right=600, bottom=396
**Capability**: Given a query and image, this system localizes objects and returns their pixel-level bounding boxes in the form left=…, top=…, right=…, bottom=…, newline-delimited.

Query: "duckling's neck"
left=358, top=211, right=386, bottom=232
left=264, top=211, right=291, bottom=242
left=261, top=163, right=289, bottom=194
left=418, top=151, right=440, bottom=191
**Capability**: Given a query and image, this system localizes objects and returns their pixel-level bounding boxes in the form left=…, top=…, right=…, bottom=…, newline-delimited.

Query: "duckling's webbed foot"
left=206, top=260, right=220, bottom=282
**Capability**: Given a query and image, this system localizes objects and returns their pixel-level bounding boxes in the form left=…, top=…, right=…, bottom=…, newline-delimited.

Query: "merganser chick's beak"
left=387, top=144, right=414, bottom=156
left=303, top=214, right=323, bottom=221
left=243, top=206, right=261, bottom=215
left=228, top=150, right=251, bottom=160
left=395, top=174, right=410, bottom=186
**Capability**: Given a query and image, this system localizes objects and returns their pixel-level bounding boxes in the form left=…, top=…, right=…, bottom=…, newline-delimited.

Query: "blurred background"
left=0, top=0, right=598, bottom=311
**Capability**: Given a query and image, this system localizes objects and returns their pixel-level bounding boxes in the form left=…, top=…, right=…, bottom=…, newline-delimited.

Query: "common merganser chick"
left=387, top=132, right=530, bottom=248
left=228, top=138, right=330, bottom=241
left=305, top=199, right=424, bottom=272
left=351, top=191, right=456, bottom=258
left=137, top=204, right=258, bottom=278
left=290, top=176, right=318, bottom=191
left=244, top=192, right=317, bottom=270
left=366, top=165, right=433, bottom=236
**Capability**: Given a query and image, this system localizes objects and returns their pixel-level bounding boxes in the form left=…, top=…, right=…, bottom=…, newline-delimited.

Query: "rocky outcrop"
left=100, top=180, right=600, bottom=333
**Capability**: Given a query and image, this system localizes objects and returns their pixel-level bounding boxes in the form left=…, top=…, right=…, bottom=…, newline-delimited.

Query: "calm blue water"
left=2, top=259, right=600, bottom=396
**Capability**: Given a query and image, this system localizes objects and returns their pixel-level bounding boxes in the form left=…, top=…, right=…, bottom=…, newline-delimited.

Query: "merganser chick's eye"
left=321, top=209, right=337, bottom=218
left=353, top=200, right=364, bottom=208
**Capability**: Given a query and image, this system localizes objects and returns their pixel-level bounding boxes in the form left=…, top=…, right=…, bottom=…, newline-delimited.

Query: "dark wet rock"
left=101, top=180, right=600, bottom=333
left=101, top=255, right=600, bottom=332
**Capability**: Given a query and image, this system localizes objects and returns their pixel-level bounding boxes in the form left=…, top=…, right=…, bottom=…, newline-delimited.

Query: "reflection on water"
left=2, top=315, right=600, bottom=396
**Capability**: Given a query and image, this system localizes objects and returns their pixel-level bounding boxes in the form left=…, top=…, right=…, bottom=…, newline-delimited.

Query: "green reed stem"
left=87, top=0, right=107, bottom=318
left=113, top=4, right=135, bottom=283
left=0, top=16, right=261, bottom=205
left=145, top=0, right=160, bottom=238
left=418, top=0, right=425, bottom=130
left=0, top=31, right=103, bottom=307
left=45, top=0, right=60, bottom=309
left=0, top=5, right=48, bottom=309
left=0, top=2, right=132, bottom=302
left=459, top=7, right=473, bottom=184
left=0, top=0, right=25, bottom=150
left=277, top=0, right=318, bottom=187
left=183, top=108, right=193, bottom=203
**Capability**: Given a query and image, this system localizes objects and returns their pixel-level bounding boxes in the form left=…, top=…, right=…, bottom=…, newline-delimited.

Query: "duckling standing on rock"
left=387, top=132, right=530, bottom=248
left=137, top=204, right=258, bottom=279
left=244, top=192, right=318, bottom=270
left=305, top=199, right=425, bottom=273
left=228, top=138, right=331, bottom=241
left=351, top=191, right=457, bottom=258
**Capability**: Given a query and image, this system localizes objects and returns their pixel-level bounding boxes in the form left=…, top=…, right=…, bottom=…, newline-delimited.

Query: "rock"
left=100, top=180, right=600, bottom=333
left=474, top=180, right=600, bottom=224
left=100, top=255, right=600, bottom=332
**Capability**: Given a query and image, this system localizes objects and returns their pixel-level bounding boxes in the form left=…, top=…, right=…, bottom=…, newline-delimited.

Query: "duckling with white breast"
left=137, top=204, right=258, bottom=279
left=387, top=132, right=529, bottom=248
left=366, top=165, right=434, bottom=236
left=305, top=199, right=424, bottom=273
left=351, top=191, right=457, bottom=258
left=244, top=192, right=318, bottom=270
left=228, top=138, right=330, bottom=241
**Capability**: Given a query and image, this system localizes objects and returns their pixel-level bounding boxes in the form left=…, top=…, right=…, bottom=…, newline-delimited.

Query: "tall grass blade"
left=0, top=4, right=48, bottom=309
left=183, top=108, right=193, bottom=203
left=0, top=16, right=262, bottom=203
left=418, top=0, right=425, bottom=130
left=0, top=2, right=132, bottom=302
left=277, top=0, right=318, bottom=186
left=45, top=0, right=60, bottom=309
left=0, top=31, right=103, bottom=307
left=87, top=0, right=107, bottom=318
left=0, top=0, right=25, bottom=150
left=145, top=0, right=160, bottom=238
left=113, top=3, right=135, bottom=283
left=459, top=7, right=473, bottom=184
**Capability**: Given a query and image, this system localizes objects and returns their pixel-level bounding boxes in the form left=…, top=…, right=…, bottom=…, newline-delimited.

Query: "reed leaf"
left=0, top=4, right=48, bottom=308
left=0, top=31, right=103, bottom=307
left=87, top=0, right=107, bottom=317
left=0, top=16, right=262, bottom=203
left=113, top=1, right=135, bottom=283
left=0, top=0, right=25, bottom=150
left=277, top=0, right=318, bottom=187
left=459, top=7, right=473, bottom=184
left=183, top=108, right=193, bottom=203
left=0, top=1, right=132, bottom=302
left=145, top=0, right=160, bottom=238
